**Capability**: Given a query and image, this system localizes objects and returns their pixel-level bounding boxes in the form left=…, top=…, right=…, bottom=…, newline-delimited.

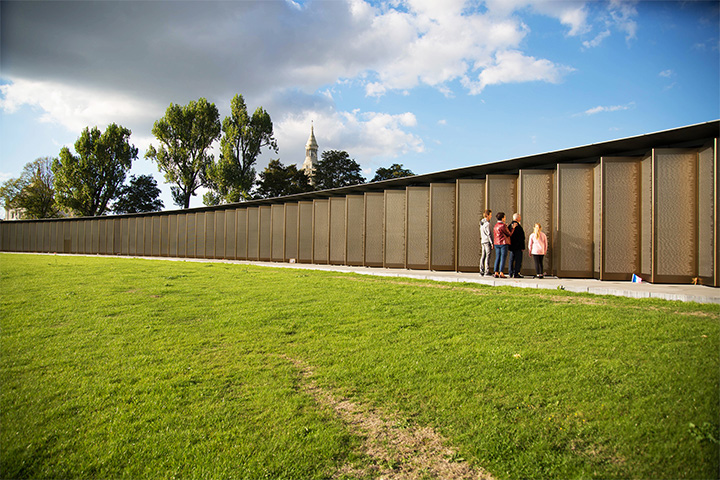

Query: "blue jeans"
left=494, top=244, right=508, bottom=274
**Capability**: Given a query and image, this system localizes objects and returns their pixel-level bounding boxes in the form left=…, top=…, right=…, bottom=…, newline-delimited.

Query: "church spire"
left=302, top=122, right=318, bottom=184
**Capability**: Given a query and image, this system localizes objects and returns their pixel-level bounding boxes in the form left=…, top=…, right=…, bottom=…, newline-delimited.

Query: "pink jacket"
left=528, top=231, right=548, bottom=255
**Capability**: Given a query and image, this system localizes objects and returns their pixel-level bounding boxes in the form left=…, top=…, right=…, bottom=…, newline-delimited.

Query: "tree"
left=146, top=98, right=220, bottom=209
left=371, top=163, right=415, bottom=182
left=256, top=159, right=312, bottom=199
left=54, top=124, right=137, bottom=217
left=204, top=94, right=278, bottom=205
left=112, top=174, right=164, bottom=214
left=0, top=157, right=61, bottom=219
left=313, top=150, right=365, bottom=190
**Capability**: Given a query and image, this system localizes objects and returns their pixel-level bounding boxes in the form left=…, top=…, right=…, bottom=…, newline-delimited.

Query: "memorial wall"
left=1, top=123, right=718, bottom=286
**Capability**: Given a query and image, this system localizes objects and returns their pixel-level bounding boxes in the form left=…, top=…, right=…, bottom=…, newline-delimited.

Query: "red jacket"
left=493, top=222, right=512, bottom=245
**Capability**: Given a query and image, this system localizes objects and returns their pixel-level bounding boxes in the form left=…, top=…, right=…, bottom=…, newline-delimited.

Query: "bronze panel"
left=313, top=200, right=329, bottom=264
left=236, top=209, right=248, bottom=260
left=24, top=223, right=33, bottom=252
left=98, top=220, right=107, bottom=254
left=298, top=202, right=313, bottom=263
left=364, top=193, right=384, bottom=267
left=152, top=216, right=161, bottom=256
left=384, top=190, right=406, bottom=268
left=247, top=207, right=259, bottom=260
left=601, top=158, right=641, bottom=280
left=186, top=213, right=196, bottom=258
left=90, top=220, right=99, bottom=254
left=121, top=218, right=129, bottom=255
left=214, top=211, right=225, bottom=258
left=271, top=205, right=285, bottom=261
left=259, top=206, right=272, bottom=261
left=698, top=144, right=715, bottom=282
left=641, top=153, right=652, bottom=278
left=406, top=187, right=429, bottom=270
left=202, top=212, right=213, bottom=259
left=142, top=216, right=152, bottom=256
left=556, top=164, right=594, bottom=277
left=225, top=210, right=236, bottom=259
left=329, top=197, right=346, bottom=265
left=81, top=221, right=91, bottom=254
left=284, top=203, right=298, bottom=262
left=430, top=183, right=456, bottom=270
left=456, top=179, right=484, bottom=272
left=42, top=222, right=51, bottom=252
left=654, top=149, right=697, bottom=281
left=211, top=211, right=223, bottom=258
left=127, top=218, right=137, bottom=255
left=170, top=214, right=180, bottom=257
left=346, top=195, right=365, bottom=266
left=518, top=170, right=553, bottom=276
left=161, top=215, right=169, bottom=256
left=50, top=221, right=59, bottom=253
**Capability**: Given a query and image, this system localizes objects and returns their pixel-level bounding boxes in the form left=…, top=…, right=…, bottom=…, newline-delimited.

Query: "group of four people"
left=479, top=209, right=548, bottom=279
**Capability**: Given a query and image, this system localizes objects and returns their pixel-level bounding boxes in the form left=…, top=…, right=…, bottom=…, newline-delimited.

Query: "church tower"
left=302, top=123, right=318, bottom=184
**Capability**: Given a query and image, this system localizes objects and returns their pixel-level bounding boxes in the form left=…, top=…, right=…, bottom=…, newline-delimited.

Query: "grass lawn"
left=1, top=253, right=718, bottom=479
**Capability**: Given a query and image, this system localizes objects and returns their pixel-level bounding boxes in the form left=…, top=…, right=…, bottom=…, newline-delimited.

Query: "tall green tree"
left=146, top=98, right=220, bottom=209
left=313, top=150, right=365, bottom=190
left=204, top=94, right=277, bottom=204
left=54, top=124, right=137, bottom=217
left=256, top=159, right=312, bottom=199
left=0, top=157, right=61, bottom=219
left=371, top=163, right=415, bottom=182
left=112, top=174, right=164, bottom=214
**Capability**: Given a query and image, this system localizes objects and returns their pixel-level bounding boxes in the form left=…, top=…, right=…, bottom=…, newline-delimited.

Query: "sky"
left=1, top=0, right=718, bottom=216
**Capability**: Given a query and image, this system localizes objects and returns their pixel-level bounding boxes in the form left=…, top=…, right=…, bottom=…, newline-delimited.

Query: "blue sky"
left=1, top=0, right=718, bottom=215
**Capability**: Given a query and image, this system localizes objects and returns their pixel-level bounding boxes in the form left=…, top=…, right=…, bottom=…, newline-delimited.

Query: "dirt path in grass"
left=284, top=356, right=494, bottom=480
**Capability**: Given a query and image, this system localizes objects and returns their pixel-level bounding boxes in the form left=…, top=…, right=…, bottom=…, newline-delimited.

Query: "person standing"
left=493, top=212, right=513, bottom=278
left=527, top=223, right=548, bottom=278
left=508, top=213, right=525, bottom=278
left=479, top=209, right=493, bottom=276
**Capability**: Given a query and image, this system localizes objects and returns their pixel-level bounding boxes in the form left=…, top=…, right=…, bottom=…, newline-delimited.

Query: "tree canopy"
left=0, top=157, right=61, bottom=219
left=313, top=150, right=365, bottom=190
left=112, top=174, right=164, bottom=214
left=256, top=159, right=312, bottom=199
left=146, top=98, right=220, bottom=209
left=371, top=163, right=415, bottom=182
left=204, top=94, right=277, bottom=204
left=53, top=124, right=137, bottom=217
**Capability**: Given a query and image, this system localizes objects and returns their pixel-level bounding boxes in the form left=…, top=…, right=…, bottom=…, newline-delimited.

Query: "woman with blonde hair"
left=527, top=223, right=548, bottom=278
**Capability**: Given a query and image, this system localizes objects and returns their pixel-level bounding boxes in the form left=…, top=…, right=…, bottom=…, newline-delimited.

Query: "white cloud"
left=659, top=69, right=674, bottom=78
left=0, top=79, right=162, bottom=134
left=583, top=29, right=611, bottom=49
left=582, top=102, right=635, bottom=116
left=462, top=50, right=575, bottom=94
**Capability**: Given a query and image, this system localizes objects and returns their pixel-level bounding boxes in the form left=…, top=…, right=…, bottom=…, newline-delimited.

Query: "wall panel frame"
left=152, top=216, right=161, bottom=257
left=456, top=179, right=484, bottom=272
left=297, top=202, right=313, bottom=263
left=698, top=141, right=716, bottom=285
left=406, top=187, right=429, bottom=270
left=271, top=205, right=285, bottom=262
left=224, top=209, right=236, bottom=260
left=600, top=157, right=642, bottom=280
left=247, top=207, right=260, bottom=261
left=329, top=197, right=346, bottom=265
left=236, top=209, right=248, bottom=260
left=430, top=183, right=456, bottom=271
left=313, top=199, right=329, bottom=264
left=214, top=211, right=225, bottom=258
left=556, top=164, right=594, bottom=278
left=653, top=149, right=698, bottom=283
left=384, top=190, right=406, bottom=268
left=176, top=214, right=186, bottom=257
left=186, top=213, right=196, bottom=258
left=364, top=193, right=384, bottom=267
left=259, top=206, right=272, bottom=261
left=346, top=195, right=365, bottom=266
left=518, top=170, right=553, bottom=276
left=284, top=203, right=298, bottom=262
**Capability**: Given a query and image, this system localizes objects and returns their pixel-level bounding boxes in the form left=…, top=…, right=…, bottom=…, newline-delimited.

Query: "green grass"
left=1, top=253, right=718, bottom=479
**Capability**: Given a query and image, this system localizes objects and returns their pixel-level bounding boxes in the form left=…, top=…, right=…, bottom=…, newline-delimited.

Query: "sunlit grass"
left=1, top=254, right=718, bottom=479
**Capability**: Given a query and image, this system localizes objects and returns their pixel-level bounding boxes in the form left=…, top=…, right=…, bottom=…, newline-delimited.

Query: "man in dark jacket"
left=508, top=213, right=525, bottom=278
